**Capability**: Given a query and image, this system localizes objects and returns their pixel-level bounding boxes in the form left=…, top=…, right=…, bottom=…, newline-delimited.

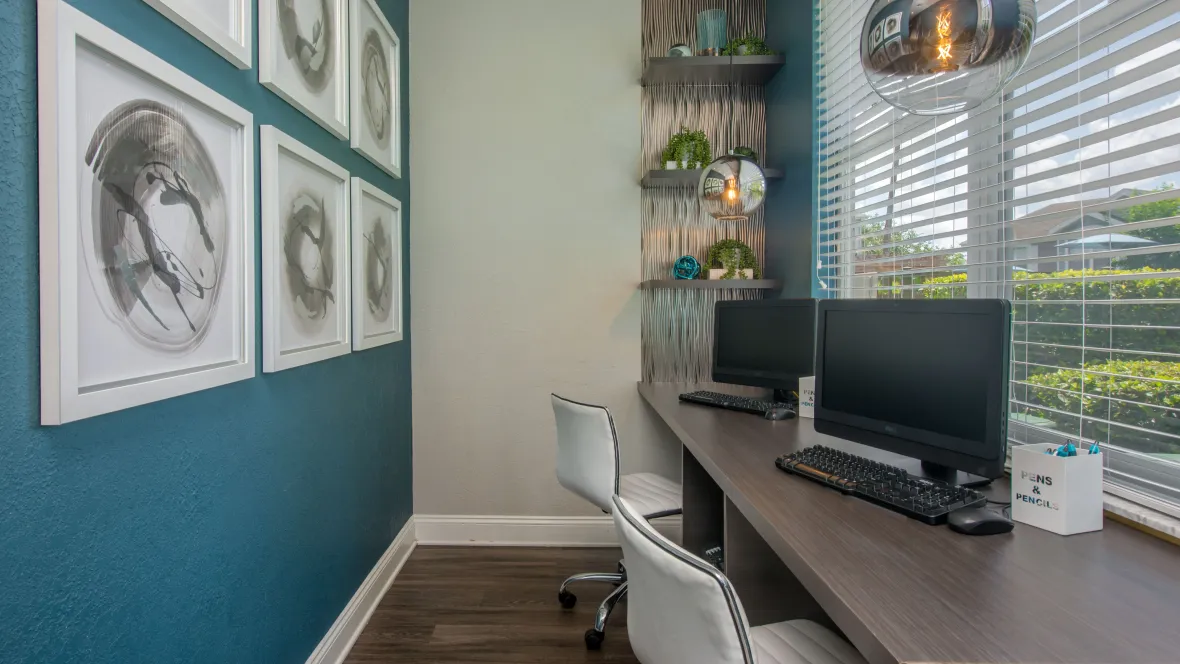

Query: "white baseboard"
left=304, top=516, right=417, bottom=664
left=415, top=514, right=682, bottom=547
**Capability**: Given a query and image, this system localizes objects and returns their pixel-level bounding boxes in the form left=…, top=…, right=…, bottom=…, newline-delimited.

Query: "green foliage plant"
left=722, top=34, right=775, bottom=56
left=1023, top=359, right=1180, bottom=454
left=706, top=238, right=760, bottom=279
left=731, top=146, right=758, bottom=162
left=1112, top=183, right=1180, bottom=270
left=689, top=130, right=712, bottom=168
left=661, top=126, right=712, bottom=169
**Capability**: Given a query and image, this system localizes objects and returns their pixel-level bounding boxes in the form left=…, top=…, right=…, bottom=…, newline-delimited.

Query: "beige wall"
left=410, top=0, right=680, bottom=515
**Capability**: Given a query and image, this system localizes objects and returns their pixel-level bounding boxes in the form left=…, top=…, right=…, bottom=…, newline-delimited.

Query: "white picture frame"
left=260, top=0, right=350, bottom=139
left=144, top=0, right=252, bottom=69
left=261, top=126, right=352, bottom=372
left=350, top=178, right=402, bottom=350
left=38, top=0, right=256, bottom=425
left=349, top=0, right=401, bottom=177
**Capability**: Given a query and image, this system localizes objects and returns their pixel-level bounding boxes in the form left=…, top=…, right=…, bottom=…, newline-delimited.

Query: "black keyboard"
left=678, top=390, right=788, bottom=417
left=775, top=445, right=986, bottom=525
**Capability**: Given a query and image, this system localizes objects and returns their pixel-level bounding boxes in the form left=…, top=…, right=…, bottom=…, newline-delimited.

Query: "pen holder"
left=1010, top=445, right=1104, bottom=536
left=798, top=376, right=815, bottom=418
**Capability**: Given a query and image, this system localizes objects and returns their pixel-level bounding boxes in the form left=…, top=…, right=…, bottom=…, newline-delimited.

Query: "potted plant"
left=722, top=34, right=774, bottom=56
left=731, top=145, right=758, bottom=162
left=661, top=127, right=712, bottom=169
left=705, top=238, right=761, bottom=280
left=661, top=129, right=689, bottom=169
left=688, top=129, right=711, bottom=169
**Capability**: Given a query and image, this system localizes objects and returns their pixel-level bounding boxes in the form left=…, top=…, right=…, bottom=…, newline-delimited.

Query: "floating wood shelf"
left=640, top=279, right=782, bottom=290
left=641, top=168, right=783, bottom=188
left=642, top=55, right=786, bottom=86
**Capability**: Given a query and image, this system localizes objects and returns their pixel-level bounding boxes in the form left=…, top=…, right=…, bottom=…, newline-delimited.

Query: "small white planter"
left=708, top=268, right=755, bottom=280
left=1010, top=444, right=1104, bottom=536
left=664, top=160, right=704, bottom=170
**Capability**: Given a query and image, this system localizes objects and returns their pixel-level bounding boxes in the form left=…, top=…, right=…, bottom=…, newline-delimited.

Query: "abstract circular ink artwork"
left=361, top=28, right=392, bottom=147
left=279, top=0, right=335, bottom=93
left=364, top=216, right=394, bottom=323
left=82, top=99, right=228, bottom=353
left=283, top=190, right=335, bottom=325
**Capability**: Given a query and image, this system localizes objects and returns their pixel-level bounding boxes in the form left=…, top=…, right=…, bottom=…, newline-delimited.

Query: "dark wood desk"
left=639, top=382, right=1180, bottom=664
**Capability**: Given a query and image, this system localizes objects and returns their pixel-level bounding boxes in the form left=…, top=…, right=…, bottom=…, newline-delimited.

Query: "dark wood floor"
left=345, top=546, right=641, bottom=663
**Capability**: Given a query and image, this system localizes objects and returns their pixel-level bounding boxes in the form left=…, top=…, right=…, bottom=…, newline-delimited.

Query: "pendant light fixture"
left=860, top=0, right=1037, bottom=115
left=698, top=0, right=766, bottom=221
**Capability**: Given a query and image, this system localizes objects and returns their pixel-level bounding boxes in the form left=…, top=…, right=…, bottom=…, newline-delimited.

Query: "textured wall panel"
left=642, top=85, right=766, bottom=172
left=643, top=190, right=765, bottom=280
left=642, top=288, right=763, bottom=382
left=643, top=0, right=766, bottom=61
left=640, top=0, right=768, bottom=381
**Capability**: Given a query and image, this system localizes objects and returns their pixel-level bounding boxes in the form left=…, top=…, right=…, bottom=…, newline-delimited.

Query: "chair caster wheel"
left=558, top=590, right=577, bottom=609
left=585, top=628, right=605, bottom=650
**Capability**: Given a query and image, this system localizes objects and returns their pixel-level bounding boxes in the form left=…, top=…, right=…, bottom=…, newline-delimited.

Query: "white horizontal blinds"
left=816, top=0, right=1180, bottom=510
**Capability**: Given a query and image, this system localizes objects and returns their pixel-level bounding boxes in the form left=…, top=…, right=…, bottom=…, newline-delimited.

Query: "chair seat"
left=619, top=472, right=681, bottom=519
left=750, top=620, right=868, bottom=664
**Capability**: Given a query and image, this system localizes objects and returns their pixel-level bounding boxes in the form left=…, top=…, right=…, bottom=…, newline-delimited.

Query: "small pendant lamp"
left=698, top=154, right=766, bottom=221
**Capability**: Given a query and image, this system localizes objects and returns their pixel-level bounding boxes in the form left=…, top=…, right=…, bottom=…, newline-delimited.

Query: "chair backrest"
left=611, top=494, right=755, bottom=664
left=550, top=394, right=620, bottom=512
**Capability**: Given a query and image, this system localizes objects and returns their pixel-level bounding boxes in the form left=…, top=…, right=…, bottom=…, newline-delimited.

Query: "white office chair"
left=551, top=393, right=682, bottom=650
left=612, top=494, right=869, bottom=664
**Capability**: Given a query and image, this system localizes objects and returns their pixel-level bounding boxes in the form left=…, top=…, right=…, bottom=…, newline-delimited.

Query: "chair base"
left=558, top=570, right=628, bottom=649
left=593, top=582, right=628, bottom=633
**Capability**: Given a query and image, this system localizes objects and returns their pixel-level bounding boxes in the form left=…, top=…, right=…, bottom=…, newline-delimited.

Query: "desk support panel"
left=682, top=444, right=724, bottom=558
left=723, top=495, right=837, bottom=631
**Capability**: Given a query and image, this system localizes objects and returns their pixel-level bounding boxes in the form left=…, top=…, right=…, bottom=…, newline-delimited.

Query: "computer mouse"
left=947, top=507, right=1014, bottom=536
left=764, top=406, right=796, bottom=421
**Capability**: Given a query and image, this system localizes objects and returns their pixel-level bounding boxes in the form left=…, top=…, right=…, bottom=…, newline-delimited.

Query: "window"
left=816, top=0, right=1180, bottom=515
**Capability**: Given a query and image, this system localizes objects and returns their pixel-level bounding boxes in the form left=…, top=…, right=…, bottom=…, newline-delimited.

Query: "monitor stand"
left=916, top=460, right=993, bottom=488
left=772, top=388, right=798, bottom=405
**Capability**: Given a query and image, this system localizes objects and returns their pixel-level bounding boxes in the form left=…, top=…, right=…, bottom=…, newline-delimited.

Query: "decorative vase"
left=696, top=9, right=726, bottom=56
left=666, top=160, right=680, bottom=170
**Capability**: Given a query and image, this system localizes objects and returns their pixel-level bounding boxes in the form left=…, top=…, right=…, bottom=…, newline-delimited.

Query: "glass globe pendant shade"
left=698, top=155, right=766, bottom=221
left=861, top=0, right=1037, bottom=115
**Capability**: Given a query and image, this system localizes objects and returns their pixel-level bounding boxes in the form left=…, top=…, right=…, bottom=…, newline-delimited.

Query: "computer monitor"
left=814, top=298, right=1011, bottom=485
left=712, top=299, right=816, bottom=396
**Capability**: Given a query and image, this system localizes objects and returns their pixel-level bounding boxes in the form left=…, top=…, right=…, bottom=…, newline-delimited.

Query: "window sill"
left=1104, top=493, right=1180, bottom=546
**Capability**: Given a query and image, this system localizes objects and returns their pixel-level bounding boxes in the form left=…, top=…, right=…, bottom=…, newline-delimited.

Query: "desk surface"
left=639, top=382, right=1180, bottom=664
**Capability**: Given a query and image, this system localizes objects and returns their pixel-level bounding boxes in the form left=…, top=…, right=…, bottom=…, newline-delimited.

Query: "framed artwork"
left=261, top=126, right=352, bottom=372
left=38, top=0, right=256, bottom=425
left=260, top=0, right=350, bottom=139
left=144, top=0, right=252, bottom=69
left=349, top=0, right=401, bottom=177
left=350, top=178, right=402, bottom=350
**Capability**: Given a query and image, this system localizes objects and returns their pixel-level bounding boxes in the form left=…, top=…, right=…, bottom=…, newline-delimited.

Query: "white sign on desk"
left=1010, top=445, right=1103, bottom=535
left=798, top=376, right=815, bottom=418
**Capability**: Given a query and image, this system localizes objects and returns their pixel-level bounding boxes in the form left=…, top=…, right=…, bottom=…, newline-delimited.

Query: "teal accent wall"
left=0, top=1, right=411, bottom=662
left=764, top=0, right=817, bottom=298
